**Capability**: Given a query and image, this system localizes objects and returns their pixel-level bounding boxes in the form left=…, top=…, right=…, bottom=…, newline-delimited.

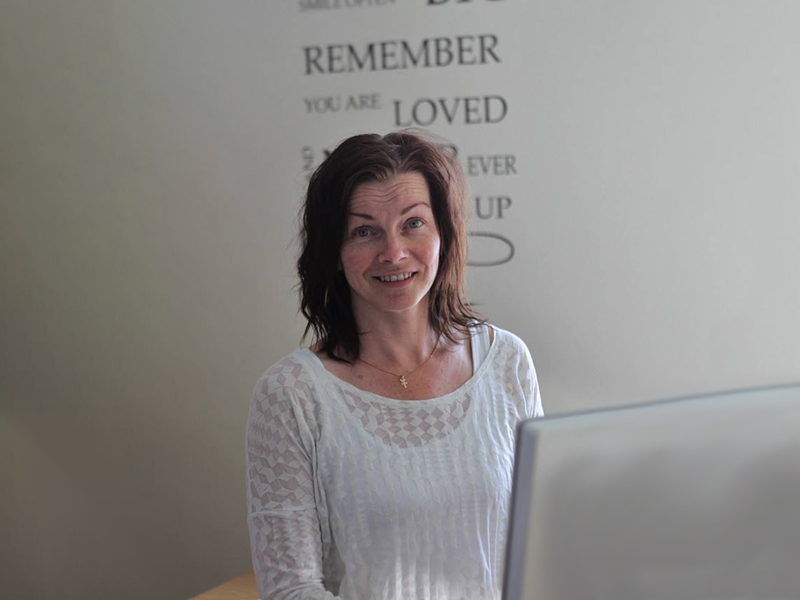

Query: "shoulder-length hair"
left=298, top=130, right=483, bottom=362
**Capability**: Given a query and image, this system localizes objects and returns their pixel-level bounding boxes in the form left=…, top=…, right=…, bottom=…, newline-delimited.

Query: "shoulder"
left=250, top=349, right=322, bottom=421
left=487, top=324, right=533, bottom=361
left=485, top=324, right=538, bottom=384
left=483, top=325, right=544, bottom=418
left=246, top=350, right=324, bottom=458
left=253, top=349, right=311, bottom=391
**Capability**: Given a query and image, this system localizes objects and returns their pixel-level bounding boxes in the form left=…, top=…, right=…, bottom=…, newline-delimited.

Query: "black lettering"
left=305, top=35, right=499, bottom=74
left=474, top=196, right=511, bottom=218
left=439, top=97, right=460, bottom=124
left=302, top=96, right=341, bottom=113
left=485, top=95, right=507, bottom=123
left=466, top=154, right=517, bottom=175
left=412, top=99, right=437, bottom=126
left=427, top=0, right=505, bottom=5
left=328, top=45, right=345, bottom=73
left=496, top=196, right=511, bottom=218
left=380, top=41, right=398, bottom=70
left=467, top=156, right=479, bottom=176
left=456, top=35, right=477, bottom=65
left=393, top=96, right=506, bottom=126
left=400, top=39, right=429, bottom=68
left=463, top=97, right=481, bottom=124
left=345, top=94, right=381, bottom=110
left=394, top=100, right=412, bottom=127
left=304, top=46, right=324, bottom=75
left=299, top=0, right=330, bottom=11
left=434, top=37, right=453, bottom=67
left=348, top=44, right=376, bottom=72
left=475, top=196, right=494, bottom=219
left=479, top=34, right=501, bottom=64
left=505, top=155, right=516, bottom=174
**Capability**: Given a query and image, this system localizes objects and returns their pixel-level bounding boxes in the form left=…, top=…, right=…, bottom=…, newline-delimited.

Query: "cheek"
left=340, top=246, right=370, bottom=279
left=426, top=235, right=442, bottom=269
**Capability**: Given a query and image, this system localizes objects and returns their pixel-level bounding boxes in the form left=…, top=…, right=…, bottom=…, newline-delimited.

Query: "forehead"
left=348, top=172, right=430, bottom=212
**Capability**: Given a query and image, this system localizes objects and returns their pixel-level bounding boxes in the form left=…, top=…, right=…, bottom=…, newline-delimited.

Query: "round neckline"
left=301, top=327, right=499, bottom=405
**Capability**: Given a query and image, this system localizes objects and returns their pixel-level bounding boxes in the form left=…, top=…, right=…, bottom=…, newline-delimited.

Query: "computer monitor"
left=503, top=383, right=800, bottom=600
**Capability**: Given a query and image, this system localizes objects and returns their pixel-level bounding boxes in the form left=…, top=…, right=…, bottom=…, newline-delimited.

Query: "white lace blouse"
left=245, top=325, right=543, bottom=600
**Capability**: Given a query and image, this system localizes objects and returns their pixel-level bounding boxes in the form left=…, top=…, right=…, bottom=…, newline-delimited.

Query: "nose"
left=378, top=231, right=408, bottom=264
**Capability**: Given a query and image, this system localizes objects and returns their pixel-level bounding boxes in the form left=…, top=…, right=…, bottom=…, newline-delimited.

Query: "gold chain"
left=357, top=335, right=441, bottom=390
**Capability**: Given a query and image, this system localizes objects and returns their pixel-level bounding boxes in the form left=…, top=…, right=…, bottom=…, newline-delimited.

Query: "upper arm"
left=510, top=333, right=543, bottom=419
left=246, top=367, right=338, bottom=600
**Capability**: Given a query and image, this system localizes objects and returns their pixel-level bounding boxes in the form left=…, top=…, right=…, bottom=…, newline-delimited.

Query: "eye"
left=353, top=227, right=372, bottom=238
left=407, top=218, right=424, bottom=229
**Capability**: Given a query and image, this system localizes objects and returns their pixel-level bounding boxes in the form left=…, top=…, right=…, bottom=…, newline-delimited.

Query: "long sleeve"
left=518, top=338, right=544, bottom=419
left=246, top=370, right=339, bottom=600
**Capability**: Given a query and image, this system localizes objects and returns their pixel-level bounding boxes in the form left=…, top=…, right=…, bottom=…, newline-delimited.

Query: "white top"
left=246, top=325, right=543, bottom=600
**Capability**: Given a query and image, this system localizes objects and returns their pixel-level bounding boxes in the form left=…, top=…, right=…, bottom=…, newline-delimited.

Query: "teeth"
left=380, top=272, right=413, bottom=282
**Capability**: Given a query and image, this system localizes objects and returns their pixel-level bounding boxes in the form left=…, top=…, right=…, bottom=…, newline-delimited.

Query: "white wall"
left=2, top=1, right=799, bottom=599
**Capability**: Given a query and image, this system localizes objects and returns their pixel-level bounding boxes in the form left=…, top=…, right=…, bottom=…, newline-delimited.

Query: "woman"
left=246, top=131, right=543, bottom=600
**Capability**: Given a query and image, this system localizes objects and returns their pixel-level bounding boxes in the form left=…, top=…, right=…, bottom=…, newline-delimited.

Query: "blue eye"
left=353, top=227, right=371, bottom=237
left=408, top=218, right=423, bottom=229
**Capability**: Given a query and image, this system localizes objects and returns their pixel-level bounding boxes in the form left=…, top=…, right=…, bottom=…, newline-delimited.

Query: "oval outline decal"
left=467, top=231, right=515, bottom=267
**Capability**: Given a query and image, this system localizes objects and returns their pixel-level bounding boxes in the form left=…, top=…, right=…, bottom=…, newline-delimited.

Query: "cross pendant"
left=399, top=375, right=408, bottom=389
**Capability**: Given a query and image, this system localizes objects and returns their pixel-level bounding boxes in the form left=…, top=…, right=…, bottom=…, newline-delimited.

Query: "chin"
left=355, top=293, right=430, bottom=317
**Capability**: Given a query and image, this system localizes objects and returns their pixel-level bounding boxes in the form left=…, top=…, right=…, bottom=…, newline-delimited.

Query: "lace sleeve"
left=246, top=367, right=339, bottom=600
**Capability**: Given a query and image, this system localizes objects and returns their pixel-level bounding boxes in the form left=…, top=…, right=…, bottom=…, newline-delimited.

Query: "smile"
left=376, top=272, right=415, bottom=282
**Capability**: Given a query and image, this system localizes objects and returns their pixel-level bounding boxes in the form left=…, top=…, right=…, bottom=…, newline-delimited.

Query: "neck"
left=353, top=301, right=439, bottom=371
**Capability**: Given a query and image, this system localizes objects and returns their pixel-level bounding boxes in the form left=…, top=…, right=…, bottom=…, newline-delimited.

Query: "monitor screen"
left=503, top=384, right=800, bottom=600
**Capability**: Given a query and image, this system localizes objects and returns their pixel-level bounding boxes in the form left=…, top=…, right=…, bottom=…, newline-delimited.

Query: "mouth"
left=374, top=271, right=416, bottom=283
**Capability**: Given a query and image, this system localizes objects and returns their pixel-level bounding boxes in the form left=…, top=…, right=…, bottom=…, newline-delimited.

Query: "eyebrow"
left=347, top=202, right=430, bottom=220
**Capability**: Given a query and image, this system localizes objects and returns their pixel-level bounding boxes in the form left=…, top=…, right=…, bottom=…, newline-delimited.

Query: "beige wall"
left=3, top=1, right=800, bottom=599
left=1, top=1, right=301, bottom=598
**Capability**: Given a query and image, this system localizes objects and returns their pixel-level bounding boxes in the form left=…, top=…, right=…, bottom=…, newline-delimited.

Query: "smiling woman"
left=298, top=131, right=474, bottom=368
left=340, top=172, right=441, bottom=318
left=245, top=131, right=544, bottom=600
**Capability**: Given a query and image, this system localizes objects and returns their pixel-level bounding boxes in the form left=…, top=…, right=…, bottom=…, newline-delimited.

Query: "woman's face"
left=340, top=172, right=441, bottom=322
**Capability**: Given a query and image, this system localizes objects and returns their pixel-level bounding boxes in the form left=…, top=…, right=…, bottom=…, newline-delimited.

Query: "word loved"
left=475, top=196, right=512, bottom=219
left=300, top=0, right=395, bottom=10
left=466, top=154, right=517, bottom=176
left=304, top=34, right=499, bottom=74
left=394, top=95, right=507, bottom=127
left=304, top=94, right=381, bottom=114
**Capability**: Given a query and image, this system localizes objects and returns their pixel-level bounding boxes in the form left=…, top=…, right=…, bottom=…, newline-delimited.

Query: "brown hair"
left=298, top=130, right=482, bottom=362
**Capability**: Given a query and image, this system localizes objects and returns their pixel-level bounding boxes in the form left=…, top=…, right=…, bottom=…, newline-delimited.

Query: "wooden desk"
left=188, top=572, right=258, bottom=600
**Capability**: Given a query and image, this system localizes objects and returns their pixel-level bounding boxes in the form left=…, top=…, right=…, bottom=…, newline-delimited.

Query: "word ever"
left=300, top=0, right=395, bottom=10
left=475, top=196, right=512, bottom=219
left=304, top=34, right=500, bottom=74
left=467, top=232, right=514, bottom=267
left=303, top=94, right=381, bottom=113
left=393, top=95, right=507, bottom=127
left=466, top=154, right=517, bottom=176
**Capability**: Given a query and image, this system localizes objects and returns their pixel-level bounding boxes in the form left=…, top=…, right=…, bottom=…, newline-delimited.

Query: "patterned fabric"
left=246, top=326, right=543, bottom=600
left=339, top=389, right=472, bottom=448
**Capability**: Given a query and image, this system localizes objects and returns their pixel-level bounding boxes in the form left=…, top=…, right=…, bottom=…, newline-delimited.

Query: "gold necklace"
left=357, top=336, right=441, bottom=390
